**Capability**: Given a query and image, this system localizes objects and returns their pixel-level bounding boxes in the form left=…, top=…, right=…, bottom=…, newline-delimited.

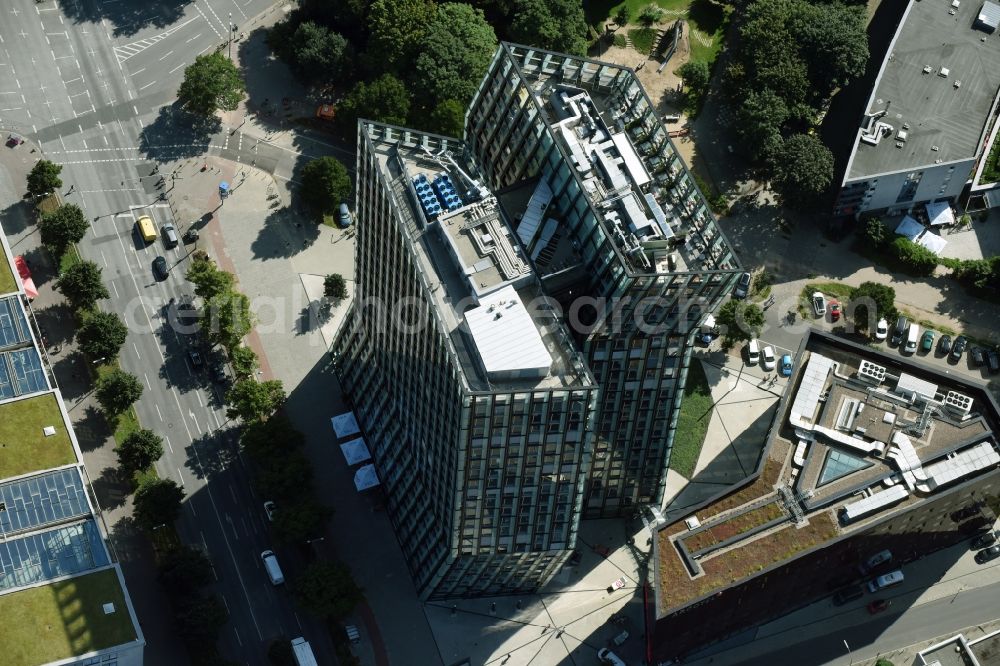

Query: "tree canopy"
left=716, top=300, right=765, bottom=347
left=268, top=20, right=353, bottom=81
left=300, top=157, right=352, bottom=215
left=272, top=498, right=333, bottom=544
left=173, top=595, right=228, bottom=646
left=186, top=259, right=235, bottom=301
left=226, top=379, right=287, bottom=423
left=78, top=311, right=128, bottom=360
left=366, top=0, right=438, bottom=73
left=26, top=160, right=63, bottom=198
left=55, top=260, right=109, bottom=311
left=336, top=74, right=411, bottom=137
left=324, top=274, right=348, bottom=300
left=848, top=281, right=896, bottom=332
left=772, top=133, right=834, bottom=206
left=414, top=3, right=497, bottom=105
left=229, top=345, right=259, bottom=379
left=157, top=546, right=214, bottom=599
left=116, top=428, right=165, bottom=477
left=240, top=413, right=305, bottom=460
left=509, top=0, right=588, bottom=56
left=178, top=52, right=246, bottom=116
left=96, top=368, right=143, bottom=416
left=293, top=561, right=362, bottom=619
left=256, top=453, right=314, bottom=502
left=203, top=291, right=255, bottom=350
left=428, top=98, right=466, bottom=137
left=39, top=204, right=89, bottom=254
left=133, top=477, right=185, bottom=530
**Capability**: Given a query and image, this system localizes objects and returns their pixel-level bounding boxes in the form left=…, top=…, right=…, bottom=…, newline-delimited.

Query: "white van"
left=290, top=637, right=318, bottom=666
left=597, top=648, right=627, bottom=666
left=867, top=569, right=904, bottom=593
left=747, top=339, right=761, bottom=365
left=904, top=324, right=919, bottom=354
left=261, top=550, right=285, bottom=585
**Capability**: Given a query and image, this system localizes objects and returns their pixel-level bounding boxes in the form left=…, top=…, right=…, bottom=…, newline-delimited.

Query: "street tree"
left=772, top=133, right=834, bottom=206
left=95, top=368, right=143, bottom=416
left=335, top=74, right=411, bottom=137
left=178, top=52, right=246, bottom=116
left=173, top=595, right=228, bottom=646
left=864, top=218, right=888, bottom=250
left=272, top=498, right=334, bottom=544
left=241, top=414, right=305, bottom=460
left=427, top=98, right=465, bottom=137
left=186, top=258, right=235, bottom=301
left=790, top=1, right=869, bottom=96
left=734, top=89, right=789, bottom=163
left=848, top=282, right=896, bottom=332
left=678, top=61, right=710, bottom=95
left=293, top=560, right=362, bottom=619
left=256, top=453, right=314, bottom=502
left=55, top=260, right=110, bottom=311
left=639, top=3, right=664, bottom=25
left=270, top=20, right=353, bottom=82
left=133, top=477, right=185, bottom=530
left=300, top=156, right=351, bottom=215
left=157, top=546, right=214, bottom=598
left=203, top=291, right=255, bottom=350
left=267, top=640, right=296, bottom=666
left=116, top=428, right=165, bottom=477
left=366, top=0, right=437, bottom=73
left=414, top=2, right=497, bottom=104
left=78, top=311, right=128, bottom=361
left=26, top=160, right=63, bottom=198
left=510, top=0, right=588, bottom=56
left=229, top=345, right=259, bottom=379
left=226, top=379, right=286, bottom=423
left=716, top=300, right=765, bottom=348
left=324, top=274, right=348, bottom=301
left=614, top=5, right=631, bottom=27
left=39, top=204, right=89, bottom=254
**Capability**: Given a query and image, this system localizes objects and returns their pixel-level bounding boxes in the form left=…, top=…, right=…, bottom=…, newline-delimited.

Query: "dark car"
left=971, top=346, right=986, bottom=367
left=937, top=334, right=952, bottom=355
left=950, top=335, right=968, bottom=361
left=890, top=316, right=909, bottom=346
left=209, top=359, right=229, bottom=384
left=187, top=349, right=204, bottom=370
left=951, top=504, right=982, bottom=522
left=153, top=256, right=168, bottom=280
left=832, top=586, right=864, bottom=606
left=733, top=272, right=752, bottom=299
left=970, top=531, right=997, bottom=550
left=867, top=599, right=891, bottom=614
left=183, top=228, right=199, bottom=244
left=989, top=348, right=1000, bottom=374
left=975, top=544, right=1000, bottom=564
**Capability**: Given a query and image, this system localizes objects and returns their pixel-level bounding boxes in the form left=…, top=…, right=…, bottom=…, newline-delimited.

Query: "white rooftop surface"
left=611, top=132, right=650, bottom=187
left=920, top=441, right=1000, bottom=491
left=465, top=285, right=552, bottom=378
left=926, top=201, right=954, bottom=226
left=842, top=484, right=910, bottom=522
left=790, top=353, right=836, bottom=426
left=897, top=373, right=939, bottom=400
left=518, top=178, right=553, bottom=247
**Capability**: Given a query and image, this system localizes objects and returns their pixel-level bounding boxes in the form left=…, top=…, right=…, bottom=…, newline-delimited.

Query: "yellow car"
left=136, top=216, right=156, bottom=242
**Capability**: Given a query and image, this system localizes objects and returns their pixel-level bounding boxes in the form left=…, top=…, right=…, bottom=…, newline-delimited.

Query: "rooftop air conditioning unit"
left=939, top=67, right=950, bottom=77
left=923, top=65, right=933, bottom=74
left=954, top=80, right=962, bottom=88
left=897, top=130, right=908, bottom=141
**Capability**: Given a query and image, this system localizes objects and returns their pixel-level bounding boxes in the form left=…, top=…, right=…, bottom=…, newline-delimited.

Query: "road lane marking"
left=176, top=467, right=185, bottom=487
left=156, top=404, right=164, bottom=422
left=138, top=81, right=154, bottom=91
left=196, top=391, right=203, bottom=407
left=158, top=50, right=174, bottom=61
left=110, top=281, right=119, bottom=298
left=188, top=409, right=202, bottom=433
left=233, top=626, right=242, bottom=646
left=100, top=250, right=108, bottom=266
left=229, top=485, right=237, bottom=503
left=169, top=62, right=185, bottom=74
left=137, top=346, right=144, bottom=363
left=186, top=33, right=203, bottom=43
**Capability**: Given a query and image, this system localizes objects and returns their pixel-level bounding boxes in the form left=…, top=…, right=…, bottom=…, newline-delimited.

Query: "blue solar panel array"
left=412, top=172, right=463, bottom=220
left=0, top=468, right=90, bottom=536
left=0, top=520, right=109, bottom=593
left=0, top=296, right=31, bottom=351
left=0, top=347, right=47, bottom=399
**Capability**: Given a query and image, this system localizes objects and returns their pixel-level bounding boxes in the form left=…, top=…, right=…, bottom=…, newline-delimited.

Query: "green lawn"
left=0, top=236, right=16, bottom=294
left=0, top=568, right=138, bottom=666
left=670, top=359, right=713, bottom=478
left=0, top=393, right=77, bottom=479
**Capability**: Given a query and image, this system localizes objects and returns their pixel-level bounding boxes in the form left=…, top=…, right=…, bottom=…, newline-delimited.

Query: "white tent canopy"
left=340, top=438, right=372, bottom=466
left=925, top=201, right=954, bottom=226
left=331, top=411, right=360, bottom=439
left=895, top=216, right=922, bottom=240
left=353, top=464, right=380, bottom=491
left=917, top=231, right=947, bottom=255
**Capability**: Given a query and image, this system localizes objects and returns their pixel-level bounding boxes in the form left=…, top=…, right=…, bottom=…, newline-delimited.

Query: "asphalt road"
left=1, top=0, right=337, bottom=663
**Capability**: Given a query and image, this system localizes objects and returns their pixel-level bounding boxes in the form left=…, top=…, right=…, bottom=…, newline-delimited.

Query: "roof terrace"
left=0, top=393, right=77, bottom=480
left=364, top=123, right=594, bottom=393
left=656, top=331, right=1000, bottom=616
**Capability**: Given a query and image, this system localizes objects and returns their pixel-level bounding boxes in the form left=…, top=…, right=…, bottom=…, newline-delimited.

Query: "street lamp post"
left=843, top=639, right=853, bottom=666
left=227, top=13, right=234, bottom=60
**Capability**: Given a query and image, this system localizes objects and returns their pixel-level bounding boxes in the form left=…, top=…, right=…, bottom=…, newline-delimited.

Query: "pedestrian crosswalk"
left=114, top=33, right=170, bottom=64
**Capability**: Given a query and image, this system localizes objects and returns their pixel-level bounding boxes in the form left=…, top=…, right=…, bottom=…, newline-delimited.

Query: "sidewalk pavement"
left=0, top=140, right=188, bottom=666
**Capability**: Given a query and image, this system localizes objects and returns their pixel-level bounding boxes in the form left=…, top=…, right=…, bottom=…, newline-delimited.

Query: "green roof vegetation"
left=0, top=393, right=77, bottom=479
left=669, top=359, right=713, bottom=478
left=0, top=568, right=138, bottom=666
left=0, top=236, right=15, bottom=295
left=682, top=501, right=785, bottom=553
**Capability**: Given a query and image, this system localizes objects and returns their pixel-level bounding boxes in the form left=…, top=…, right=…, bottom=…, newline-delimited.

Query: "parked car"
left=867, top=599, right=891, bottom=614
left=921, top=330, right=934, bottom=352
left=951, top=335, right=968, bottom=361
left=828, top=300, right=841, bottom=322
left=832, top=585, right=864, bottom=605
left=337, top=202, right=353, bottom=228
left=988, top=348, right=1000, bottom=374
left=938, top=334, right=952, bottom=355
left=780, top=355, right=793, bottom=377
left=812, top=292, right=827, bottom=317
left=183, top=228, right=199, bottom=244
left=890, top=316, right=909, bottom=346
left=859, top=549, right=893, bottom=574
left=971, top=346, right=986, bottom=367
left=263, top=500, right=276, bottom=522
left=867, top=570, right=904, bottom=593
left=762, top=346, right=776, bottom=371
left=609, top=577, right=627, bottom=592
left=733, top=272, right=752, bottom=299
left=209, top=359, right=229, bottom=384
left=874, top=318, right=888, bottom=342
left=970, top=531, right=997, bottom=550
left=975, top=544, right=1000, bottom=564
left=152, top=256, right=168, bottom=280
left=747, top=339, right=761, bottom=366
left=187, top=349, right=204, bottom=370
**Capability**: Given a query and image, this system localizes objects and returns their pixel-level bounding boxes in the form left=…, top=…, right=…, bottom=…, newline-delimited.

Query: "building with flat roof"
left=918, top=629, right=1000, bottom=666
left=651, top=331, right=1000, bottom=660
left=0, top=230, right=144, bottom=666
left=835, top=0, right=1000, bottom=217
